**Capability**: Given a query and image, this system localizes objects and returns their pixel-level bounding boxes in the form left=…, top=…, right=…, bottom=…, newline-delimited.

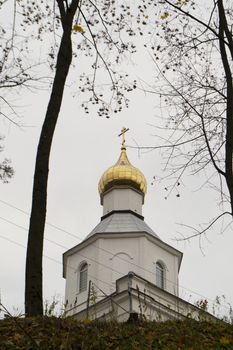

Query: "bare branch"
left=176, top=212, right=232, bottom=240
left=126, top=134, right=204, bottom=151
left=164, top=0, right=229, bottom=46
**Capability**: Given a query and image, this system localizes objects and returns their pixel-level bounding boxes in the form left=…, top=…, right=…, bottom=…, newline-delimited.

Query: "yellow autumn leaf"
left=73, top=24, right=84, bottom=33
left=220, top=336, right=231, bottom=345
left=175, top=0, right=189, bottom=6
left=82, top=318, right=92, bottom=325
left=160, top=12, right=170, bottom=20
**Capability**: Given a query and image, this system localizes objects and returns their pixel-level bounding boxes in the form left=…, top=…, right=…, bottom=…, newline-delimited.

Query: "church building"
left=63, top=129, right=213, bottom=321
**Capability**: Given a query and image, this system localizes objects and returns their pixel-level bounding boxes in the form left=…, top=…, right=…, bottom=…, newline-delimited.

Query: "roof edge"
left=63, top=230, right=183, bottom=278
left=101, top=209, right=144, bottom=221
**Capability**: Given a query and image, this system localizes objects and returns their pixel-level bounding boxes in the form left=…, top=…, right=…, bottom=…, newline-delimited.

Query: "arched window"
left=79, top=262, right=88, bottom=292
left=156, top=262, right=165, bottom=289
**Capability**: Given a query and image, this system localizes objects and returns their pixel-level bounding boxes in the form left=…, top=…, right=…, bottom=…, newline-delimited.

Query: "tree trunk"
left=25, top=16, right=73, bottom=316
left=218, top=0, right=233, bottom=216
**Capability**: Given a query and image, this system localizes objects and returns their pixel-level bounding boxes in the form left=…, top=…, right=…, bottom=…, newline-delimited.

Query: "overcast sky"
left=0, top=82, right=232, bottom=319
left=0, top=0, right=233, bottom=320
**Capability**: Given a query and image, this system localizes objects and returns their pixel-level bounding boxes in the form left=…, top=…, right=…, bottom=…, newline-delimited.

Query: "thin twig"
left=176, top=211, right=232, bottom=240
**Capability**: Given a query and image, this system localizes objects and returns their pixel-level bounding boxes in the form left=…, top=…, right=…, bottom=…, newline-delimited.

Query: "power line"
left=0, top=213, right=188, bottom=294
left=0, top=200, right=227, bottom=307
left=1, top=232, right=229, bottom=323
left=0, top=231, right=230, bottom=316
left=0, top=234, right=115, bottom=290
left=0, top=199, right=195, bottom=293
left=0, top=199, right=231, bottom=311
left=91, top=280, right=130, bottom=315
left=0, top=199, right=78, bottom=239
left=0, top=216, right=124, bottom=286
left=0, top=215, right=147, bottom=283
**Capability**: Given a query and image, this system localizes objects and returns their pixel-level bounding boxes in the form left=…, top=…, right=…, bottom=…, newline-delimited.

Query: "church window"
left=79, top=262, right=88, bottom=292
left=156, top=262, right=165, bottom=289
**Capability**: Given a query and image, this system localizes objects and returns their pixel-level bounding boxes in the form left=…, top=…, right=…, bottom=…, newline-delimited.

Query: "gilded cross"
left=118, top=127, right=129, bottom=148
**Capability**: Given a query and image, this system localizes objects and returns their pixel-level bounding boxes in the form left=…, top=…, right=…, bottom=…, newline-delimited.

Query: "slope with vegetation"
left=0, top=317, right=233, bottom=350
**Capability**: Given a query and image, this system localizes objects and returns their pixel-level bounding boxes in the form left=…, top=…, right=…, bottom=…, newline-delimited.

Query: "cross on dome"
left=118, top=127, right=129, bottom=150
left=98, top=129, right=147, bottom=196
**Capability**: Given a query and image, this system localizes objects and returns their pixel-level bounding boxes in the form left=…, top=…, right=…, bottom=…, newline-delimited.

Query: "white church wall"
left=71, top=292, right=130, bottom=322
left=64, top=232, right=180, bottom=315
left=129, top=274, right=182, bottom=319
left=142, top=237, right=179, bottom=295
left=95, top=234, right=179, bottom=296
left=103, top=188, right=143, bottom=215
left=98, top=235, right=144, bottom=290
left=91, top=236, right=140, bottom=297
left=68, top=274, right=214, bottom=322
left=64, top=240, right=101, bottom=311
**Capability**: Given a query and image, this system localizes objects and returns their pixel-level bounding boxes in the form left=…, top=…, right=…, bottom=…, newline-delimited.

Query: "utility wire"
left=0, top=214, right=204, bottom=299
left=0, top=234, right=118, bottom=290
left=91, top=280, right=130, bottom=315
left=0, top=232, right=230, bottom=316
left=0, top=199, right=211, bottom=297
left=0, top=199, right=230, bottom=312
left=0, top=215, right=143, bottom=283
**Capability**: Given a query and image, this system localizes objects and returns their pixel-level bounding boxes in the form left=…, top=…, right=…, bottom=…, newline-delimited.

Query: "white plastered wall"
left=102, top=188, right=143, bottom=215
left=64, top=233, right=179, bottom=315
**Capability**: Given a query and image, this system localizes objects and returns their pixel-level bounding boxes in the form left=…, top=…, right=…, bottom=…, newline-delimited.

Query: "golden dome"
left=98, top=145, right=147, bottom=195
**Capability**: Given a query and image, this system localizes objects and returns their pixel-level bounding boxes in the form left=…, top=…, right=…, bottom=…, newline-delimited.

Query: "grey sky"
left=0, top=85, right=232, bottom=318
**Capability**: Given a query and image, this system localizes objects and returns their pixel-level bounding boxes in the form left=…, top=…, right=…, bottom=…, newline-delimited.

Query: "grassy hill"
left=0, top=317, right=233, bottom=349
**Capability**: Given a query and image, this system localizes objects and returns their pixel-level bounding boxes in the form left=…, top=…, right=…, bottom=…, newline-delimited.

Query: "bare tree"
left=0, top=1, right=48, bottom=182
left=137, top=0, right=233, bottom=235
left=0, top=1, right=46, bottom=125
left=22, top=0, right=144, bottom=316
